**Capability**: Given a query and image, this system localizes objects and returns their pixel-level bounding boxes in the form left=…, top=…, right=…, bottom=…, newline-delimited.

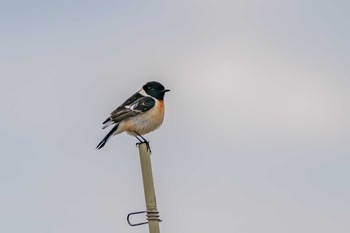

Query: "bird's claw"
left=136, top=141, right=152, bottom=154
left=145, top=141, right=152, bottom=154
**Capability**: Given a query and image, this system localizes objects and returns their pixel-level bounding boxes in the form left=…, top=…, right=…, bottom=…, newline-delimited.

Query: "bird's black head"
left=143, top=81, right=170, bottom=100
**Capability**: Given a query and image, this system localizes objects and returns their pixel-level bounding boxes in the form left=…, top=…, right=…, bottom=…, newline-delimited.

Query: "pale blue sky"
left=1, top=1, right=349, bottom=233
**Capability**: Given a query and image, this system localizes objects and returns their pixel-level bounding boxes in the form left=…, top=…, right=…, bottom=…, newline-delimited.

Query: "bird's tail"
left=96, top=123, right=119, bottom=150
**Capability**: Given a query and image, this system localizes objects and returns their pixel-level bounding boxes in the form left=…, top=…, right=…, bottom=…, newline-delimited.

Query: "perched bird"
left=96, top=81, right=170, bottom=150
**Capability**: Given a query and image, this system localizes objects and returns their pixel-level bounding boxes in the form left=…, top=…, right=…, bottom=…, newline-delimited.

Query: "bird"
left=96, top=81, right=170, bottom=150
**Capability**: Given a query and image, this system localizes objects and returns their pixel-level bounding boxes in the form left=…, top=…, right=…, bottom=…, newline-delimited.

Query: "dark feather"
left=108, top=96, right=155, bottom=123
left=102, top=118, right=110, bottom=124
left=96, top=123, right=119, bottom=149
left=102, top=93, right=144, bottom=126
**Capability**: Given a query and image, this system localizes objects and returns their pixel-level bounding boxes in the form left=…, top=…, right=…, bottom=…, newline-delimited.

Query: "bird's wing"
left=120, top=92, right=144, bottom=107
left=102, top=94, right=155, bottom=128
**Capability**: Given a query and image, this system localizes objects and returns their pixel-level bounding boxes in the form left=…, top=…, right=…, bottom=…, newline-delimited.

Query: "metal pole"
left=138, top=143, right=161, bottom=233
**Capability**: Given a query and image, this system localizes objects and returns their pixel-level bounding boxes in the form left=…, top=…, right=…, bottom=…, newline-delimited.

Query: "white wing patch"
left=125, top=102, right=138, bottom=111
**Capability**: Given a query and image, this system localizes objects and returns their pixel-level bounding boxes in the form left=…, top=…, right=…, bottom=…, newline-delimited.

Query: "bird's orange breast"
left=117, top=100, right=165, bottom=136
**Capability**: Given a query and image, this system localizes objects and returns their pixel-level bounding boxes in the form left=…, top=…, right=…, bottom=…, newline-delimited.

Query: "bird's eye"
left=147, top=87, right=151, bottom=90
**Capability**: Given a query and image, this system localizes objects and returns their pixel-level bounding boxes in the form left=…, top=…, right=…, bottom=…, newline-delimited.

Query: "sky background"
left=1, top=1, right=349, bottom=232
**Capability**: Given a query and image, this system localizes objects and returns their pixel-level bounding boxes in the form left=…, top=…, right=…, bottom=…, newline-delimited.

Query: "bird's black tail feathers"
left=96, top=123, right=119, bottom=150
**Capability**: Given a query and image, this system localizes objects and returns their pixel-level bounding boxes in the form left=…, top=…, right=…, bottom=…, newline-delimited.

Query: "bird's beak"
left=163, top=89, right=170, bottom=93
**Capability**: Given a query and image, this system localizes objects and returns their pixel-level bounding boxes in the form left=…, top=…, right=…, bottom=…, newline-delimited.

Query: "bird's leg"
left=135, top=135, right=143, bottom=147
left=138, top=134, right=148, bottom=143
left=135, top=135, right=143, bottom=142
left=135, top=132, right=152, bottom=154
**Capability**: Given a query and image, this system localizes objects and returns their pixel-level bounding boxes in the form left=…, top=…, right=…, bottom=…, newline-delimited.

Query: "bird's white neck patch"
left=139, top=88, right=156, bottom=100
left=139, top=88, right=148, bottom=96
